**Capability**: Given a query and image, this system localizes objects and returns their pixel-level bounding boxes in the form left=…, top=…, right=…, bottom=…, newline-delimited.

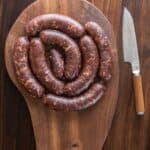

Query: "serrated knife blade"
left=123, top=8, right=145, bottom=115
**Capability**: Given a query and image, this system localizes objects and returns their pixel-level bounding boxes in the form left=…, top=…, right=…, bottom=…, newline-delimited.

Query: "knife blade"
left=123, top=7, right=145, bottom=115
left=123, top=8, right=140, bottom=75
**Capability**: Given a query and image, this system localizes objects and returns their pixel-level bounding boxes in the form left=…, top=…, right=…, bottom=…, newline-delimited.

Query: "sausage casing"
left=49, top=49, right=64, bottom=79
left=13, top=37, right=45, bottom=98
left=43, top=83, right=105, bottom=111
left=26, top=14, right=85, bottom=38
left=64, top=35, right=99, bottom=96
left=40, top=30, right=81, bottom=80
left=29, top=38, right=64, bottom=95
left=13, top=14, right=113, bottom=111
left=85, top=22, right=112, bottom=81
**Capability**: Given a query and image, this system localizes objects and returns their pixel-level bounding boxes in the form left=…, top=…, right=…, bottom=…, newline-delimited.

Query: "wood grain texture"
left=4, top=0, right=119, bottom=150
left=1, top=1, right=36, bottom=150
left=133, top=75, right=145, bottom=115
left=1, top=0, right=150, bottom=150
left=103, top=0, right=150, bottom=150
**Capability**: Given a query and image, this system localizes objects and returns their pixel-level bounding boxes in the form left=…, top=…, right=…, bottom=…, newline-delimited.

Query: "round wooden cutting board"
left=5, top=0, right=119, bottom=149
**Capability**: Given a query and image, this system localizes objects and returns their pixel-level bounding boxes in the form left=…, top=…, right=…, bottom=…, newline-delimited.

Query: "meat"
left=64, top=35, right=99, bottom=96
left=29, top=38, right=64, bottom=95
left=85, top=22, right=112, bottom=81
left=43, top=83, right=105, bottom=111
left=49, top=49, right=64, bottom=79
left=26, top=14, right=85, bottom=38
left=13, top=14, right=113, bottom=111
left=40, top=30, right=81, bottom=80
left=13, top=37, right=45, bottom=98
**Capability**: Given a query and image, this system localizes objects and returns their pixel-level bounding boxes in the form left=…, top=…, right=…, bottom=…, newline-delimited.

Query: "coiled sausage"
left=49, top=49, right=64, bottom=79
left=26, top=14, right=85, bottom=38
left=40, top=30, right=81, bottom=80
left=64, top=35, right=99, bottom=96
left=13, top=14, right=113, bottom=111
left=29, top=38, right=64, bottom=95
left=13, top=37, right=45, bottom=98
left=85, top=22, right=112, bottom=81
left=43, top=83, right=105, bottom=111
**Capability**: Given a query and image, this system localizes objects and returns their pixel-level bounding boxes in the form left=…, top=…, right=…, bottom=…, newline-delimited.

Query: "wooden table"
left=0, top=0, right=150, bottom=149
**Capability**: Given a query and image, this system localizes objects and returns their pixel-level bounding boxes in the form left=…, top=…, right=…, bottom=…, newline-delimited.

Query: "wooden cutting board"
left=5, top=0, right=119, bottom=149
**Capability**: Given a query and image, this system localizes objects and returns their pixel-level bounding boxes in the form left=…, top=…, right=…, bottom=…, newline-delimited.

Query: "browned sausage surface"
left=43, top=83, right=105, bottom=111
left=26, top=14, right=85, bottom=38
left=40, top=30, right=81, bottom=80
left=85, top=22, right=112, bottom=81
left=13, top=14, right=113, bottom=111
left=64, top=35, right=99, bottom=96
left=49, top=49, right=64, bottom=79
left=13, top=37, right=45, bottom=98
left=29, top=38, right=64, bottom=95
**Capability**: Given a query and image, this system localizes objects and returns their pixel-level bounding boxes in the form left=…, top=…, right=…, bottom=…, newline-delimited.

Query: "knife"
left=123, top=8, right=145, bottom=115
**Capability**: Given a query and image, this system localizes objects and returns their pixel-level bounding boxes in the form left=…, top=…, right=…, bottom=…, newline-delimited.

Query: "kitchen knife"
left=123, top=8, right=145, bottom=115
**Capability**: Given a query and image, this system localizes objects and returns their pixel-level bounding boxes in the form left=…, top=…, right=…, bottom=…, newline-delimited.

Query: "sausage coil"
left=85, top=22, right=112, bottom=81
left=13, top=14, right=112, bottom=111
left=26, top=14, right=85, bottom=38
left=13, top=37, right=45, bottom=98
left=40, top=30, right=81, bottom=80
left=49, top=49, right=64, bottom=79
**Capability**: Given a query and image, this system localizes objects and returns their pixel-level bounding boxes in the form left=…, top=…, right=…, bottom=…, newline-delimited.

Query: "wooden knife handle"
left=133, top=75, right=145, bottom=115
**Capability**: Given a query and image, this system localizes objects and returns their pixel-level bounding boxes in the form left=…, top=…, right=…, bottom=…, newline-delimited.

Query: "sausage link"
left=64, top=35, right=99, bottom=96
left=29, top=38, right=64, bottom=95
left=85, top=22, right=112, bottom=81
left=49, top=49, right=64, bottom=79
left=43, top=83, right=105, bottom=111
left=13, top=37, right=45, bottom=98
left=26, top=14, right=85, bottom=38
left=40, top=30, right=81, bottom=80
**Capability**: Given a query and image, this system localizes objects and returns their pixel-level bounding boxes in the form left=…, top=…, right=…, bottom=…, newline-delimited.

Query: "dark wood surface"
left=0, top=0, right=150, bottom=150
left=5, top=0, right=119, bottom=149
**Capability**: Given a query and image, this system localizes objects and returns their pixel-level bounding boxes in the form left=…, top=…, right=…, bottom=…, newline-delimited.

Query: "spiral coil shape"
left=13, top=14, right=112, bottom=111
